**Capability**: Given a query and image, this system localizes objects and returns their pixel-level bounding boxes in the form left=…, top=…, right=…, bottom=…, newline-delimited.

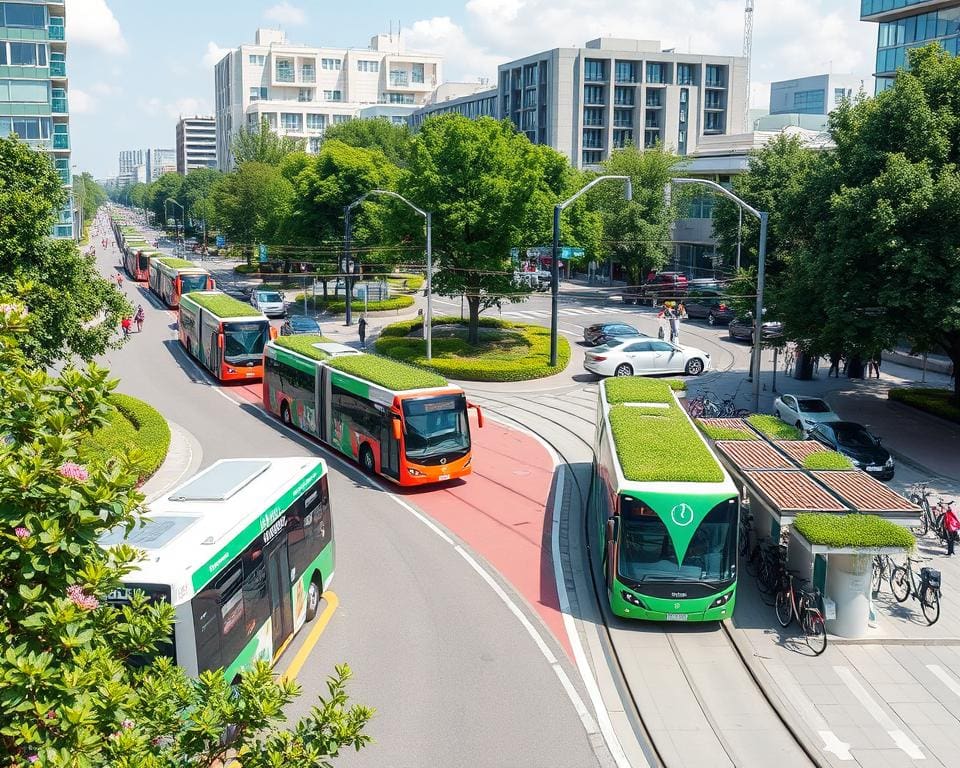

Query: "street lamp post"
left=666, top=177, right=768, bottom=412
left=550, top=175, right=633, bottom=367
left=344, top=190, right=433, bottom=359
left=165, top=198, right=185, bottom=255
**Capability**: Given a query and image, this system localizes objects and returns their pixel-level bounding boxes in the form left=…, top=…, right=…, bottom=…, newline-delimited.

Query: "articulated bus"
left=179, top=291, right=276, bottom=382
left=102, top=457, right=334, bottom=680
left=122, top=242, right=157, bottom=282
left=149, top=256, right=214, bottom=307
left=263, top=336, right=483, bottom=485
left=594, top=377, right=739, bottom=621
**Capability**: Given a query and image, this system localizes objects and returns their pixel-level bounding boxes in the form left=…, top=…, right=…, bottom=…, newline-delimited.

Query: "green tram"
left=594, top=378, right=739, bottom=621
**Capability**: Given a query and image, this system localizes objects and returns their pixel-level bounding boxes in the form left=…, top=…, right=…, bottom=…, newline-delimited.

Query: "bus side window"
left=241, top=544, right=269, bottom=640
left=191, top=588, right=222, bottom=673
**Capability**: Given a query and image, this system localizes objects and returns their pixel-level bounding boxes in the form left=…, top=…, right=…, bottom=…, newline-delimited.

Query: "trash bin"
left=794, top=350, right=815, bottom=380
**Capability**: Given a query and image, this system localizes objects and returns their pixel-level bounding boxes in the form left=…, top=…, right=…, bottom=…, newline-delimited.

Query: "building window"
left=677, top=64, right=696, bottom=85
left=247, top=113, right=259, bottom=129
left=705, top=111, right=725, bottom=133
left=388, top=93, right=414, bottom=104
left=615, top=61, right=638, bottom=83
left=584, top=107, right=604, bottom=126
left=276, top=58, right=294, bottom=82
left=582, top=149, right=602, bottom=166
left=612, top=129, right=633, bottom=148
left=646, top=62, right=665, bottom=84
left=281, top=113, right=303, bottom=132
left=0, top=3, right=46, bottom=28
left=614, top=86, right=635, bottom=106
left=301, top=63, right=316, bottom=83
left=389, top=69, right=408, bottom=87
left=705, top=65, right=725, bottom=87
left=613, top=108, right=633, bottom=127
left=644, top=129, right=661, bottom=148
left=306, top=113, right=326, bottom=130
left=7, top=42, right=46, bottom=66
left=645, top=88, right=664, bottom=107
left=332, top=114, right=350, bottom=124
left=834, top=87, right=852, bottom=104
left=0, top=116, right=52, bottom=140
left=678, top=88, right=689, bottom=155
left=308, top=137, right=321, bottom=152
left=412, top=63, right=425, bottom=83
left=584, top=85, right=604, bottom=105
left=582, top=128, right=603, bottom=149
left=298, top=88, right=314, bottom=102
left=705, top=90, right=725, bottom=109
left=2, top=79, right=50, bottom=103
left=323, top=90, right=342, bottom=101
left=357, top=60, right=379, bottom=72
left=644, top=111, right=661, bottom=129
left=584, top=59, right=606, bottom=82
left=248, top=54, right=265, bottom=66
left=792, top=89, right=825, bottom=113
left=249, top=86, right=268, bottom=102
left=321, top=58, right=341, bottom=71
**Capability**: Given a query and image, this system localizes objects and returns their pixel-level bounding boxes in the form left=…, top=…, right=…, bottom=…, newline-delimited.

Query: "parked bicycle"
left=685, top=392, right=751, bottom=419
left=775, top=570, right=828, bottom=655
left=889, top=556, right=941, bottom=625
left=931, top=498, right=956, bottom=546
left=871, top=554, right=892, bottom=597
left=908, top=482, right=937, bottom=537
left=754, top=539, right=786, bottom=594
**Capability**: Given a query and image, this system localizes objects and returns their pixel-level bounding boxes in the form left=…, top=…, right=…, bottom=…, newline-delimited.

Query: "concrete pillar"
left=825, top=553, right=873, bottom=638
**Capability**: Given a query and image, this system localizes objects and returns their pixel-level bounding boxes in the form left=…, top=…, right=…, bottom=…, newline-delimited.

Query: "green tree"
left=73, top=172, right=107, bottom=235
left=145, top=173, right=186, bottom=231
left=321, top=117, right=413, bottom=166
left=0, top=136, right=128, bottom=364
left=179, top=168, right=221, bottom=240
left=210, top=162, right=293, bottom=262
left=232, top=117, right=306, bottom=166
left=397, top=115, right=572, bottom=343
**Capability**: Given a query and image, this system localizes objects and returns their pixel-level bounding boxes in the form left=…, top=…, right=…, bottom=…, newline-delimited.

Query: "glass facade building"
left=862, top=0, right=960, bottom=92
left=0, top=1, right=71, bottom=238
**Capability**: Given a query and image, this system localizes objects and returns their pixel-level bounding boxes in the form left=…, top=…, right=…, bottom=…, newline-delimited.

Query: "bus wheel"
left=280, top=402, right=292, bottom=426
left=360, top=445, right=375, bottom=474
left=305, top=577, right=321, bottom=622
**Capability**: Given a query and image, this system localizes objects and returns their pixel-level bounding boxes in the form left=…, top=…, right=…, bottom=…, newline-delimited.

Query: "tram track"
left=470, top=387, right=820, bottom=768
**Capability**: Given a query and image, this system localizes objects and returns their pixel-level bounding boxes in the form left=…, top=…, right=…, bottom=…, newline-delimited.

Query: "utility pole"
left=744, top=0, right=755, bottom=131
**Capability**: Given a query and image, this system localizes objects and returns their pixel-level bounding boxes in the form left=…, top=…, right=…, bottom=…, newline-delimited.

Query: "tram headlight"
left=620, top=590, right=646, bottom=609
left=709, top=591, right=733, bottom=609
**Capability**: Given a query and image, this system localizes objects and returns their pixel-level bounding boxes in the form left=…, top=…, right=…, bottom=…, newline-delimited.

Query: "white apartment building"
left=176, top=116, right=216, bottom=173
left=769, top=73, right=867, bottom=116
left=145, top=148, right=176, bottom=182
left=214, top=28, right=442, bottom=169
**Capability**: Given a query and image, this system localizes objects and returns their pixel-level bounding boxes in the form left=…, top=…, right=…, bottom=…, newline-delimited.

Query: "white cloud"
left=138, top=96, right=211, bottom=120
left=202, top=41, right=231, bottom=69
left=71, top=88, right=95, bottom=114
left=90, top=82, right=120, bottom=97
left=264, top=2, right=307, bottom=26
left=69, top=0, right=127, bottom=55
left=403, top=17, right=502, bottom=84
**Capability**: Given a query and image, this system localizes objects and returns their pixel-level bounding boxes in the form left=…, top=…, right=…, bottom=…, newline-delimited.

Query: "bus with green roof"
left=179, top=290, right=276, bottom=382
left=149, top=256, right=214, bottom=307
left=102, top=457, right=334, bottom=680
left=263, top=337, right=484, bottom=486
left=594, top=377, right=739, bottom=621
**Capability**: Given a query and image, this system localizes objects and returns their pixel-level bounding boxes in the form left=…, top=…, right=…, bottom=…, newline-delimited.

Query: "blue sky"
left=70, top=0, right=876, bottom=179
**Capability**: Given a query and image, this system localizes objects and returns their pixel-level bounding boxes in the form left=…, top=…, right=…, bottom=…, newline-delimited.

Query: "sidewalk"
left=140, top=420, right=202, bottom=502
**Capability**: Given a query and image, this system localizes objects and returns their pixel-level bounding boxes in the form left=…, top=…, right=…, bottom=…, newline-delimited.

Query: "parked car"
left=806, top=421, right=895, bottom=480
left=684, top=288, right=736, bottom=325
left=280, top=315, right=322, bottom=336
left=727, top=313, right=784, bottom=343
left=250, top=290, right=286, bottom=318
left=773, top=394, right=841, bottom=430
left=584, top=338, right=710, bottom=377
left=583, top=323, right=647, bottom=347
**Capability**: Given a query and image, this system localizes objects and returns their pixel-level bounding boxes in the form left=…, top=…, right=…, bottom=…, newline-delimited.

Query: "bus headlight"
left=226, top=367, right=236, bottom=374
left=620, top=590, right=646, bottom=609
left=710, top=592, right=733, bottom=609
left=407, top=467, right=426, bottom=477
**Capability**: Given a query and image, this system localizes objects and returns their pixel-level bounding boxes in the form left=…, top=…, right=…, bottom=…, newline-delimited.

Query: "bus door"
left=264, top=538, right=293, bottom=655
left=380, top=412, right=400, bottom=480
left=318, top=367, right=330, bottom=443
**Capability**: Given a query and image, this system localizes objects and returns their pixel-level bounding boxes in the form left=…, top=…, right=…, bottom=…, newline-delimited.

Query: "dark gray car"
left=684, top=289, right=735, bottom=325
left=583, top=323, right=646, bottom=346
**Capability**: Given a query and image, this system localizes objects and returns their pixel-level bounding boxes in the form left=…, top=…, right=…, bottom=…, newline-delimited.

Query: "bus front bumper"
left=402, top=456, right=472, bottom=486
left=610, top=583, right=736, bottom=622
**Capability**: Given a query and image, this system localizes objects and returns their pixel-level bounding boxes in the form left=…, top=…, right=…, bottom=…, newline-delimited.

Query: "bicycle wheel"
left=703, top=401, right=721, bottom=418
left=935, top=513, right=946, bottom=543
left=911, top=496, right=928, bottom=536
left=890, top=566, right=911, bottom=602
left=871, top=557, right=884, bottom=597
left=775, top=589, right=792, bottom=627
left=921, top=588, right=941, bottom=625
left=803, top=609, right=828, bottom=655
left=745, top=546, right=760, bottom=578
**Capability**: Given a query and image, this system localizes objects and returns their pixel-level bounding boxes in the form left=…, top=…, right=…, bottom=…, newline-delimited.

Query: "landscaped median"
left=889, top=387, right=960, bottom=425
left=373, top=315, right=571, bottom=381
left=80, top=393, right=171, bottom=482
left=291, top=294, right=415, bottom=314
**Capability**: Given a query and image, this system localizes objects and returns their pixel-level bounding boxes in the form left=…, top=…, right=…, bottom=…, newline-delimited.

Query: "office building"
left=861, top=1, right=960, bottom=92
left=176, top=116, right=216, bottom=173
left=408, top=82, right=498, bottom=129
left=0, top=1, right=72, bottom=238
left=145, top=148, right=175, bottom=182
left=769, top=74, right=866, bottom=115
left=496, top=38, right=748, bottom=169
left=214, top=28, right=442, bottom=169
left=118, top=148, right=143, bottom=185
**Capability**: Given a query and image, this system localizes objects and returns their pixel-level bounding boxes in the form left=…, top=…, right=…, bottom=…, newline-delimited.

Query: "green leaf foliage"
left=699, top=423, right=757, bottom=441
left=321, top=117, right=413, bottom=166
left=746, top=414, right=802, bottom=440
left=793, top=513, right=915, bottom=550
left=802, top=450, right=854, bottom=470
left=183, top=291, right=264, bottom=318
left=273, top=334, right=336, bottom=360
left=603, top=377, right=686, bottom=405
left=80, top=394, right=171, bottom=480
left=292, top=293, right=414, bottom=314
left=155, top=257, right=195, bottom=269
left=327, top=353, right=447, bottom=390
left=210, top=162, right=294, bottom=260
left=888, top=387, right=960, bottom=424
left=232, top=116, right=306, bottom=166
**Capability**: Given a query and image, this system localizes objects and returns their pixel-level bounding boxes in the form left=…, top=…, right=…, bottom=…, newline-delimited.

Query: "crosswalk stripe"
left=561, top=308, right=593, bottom=315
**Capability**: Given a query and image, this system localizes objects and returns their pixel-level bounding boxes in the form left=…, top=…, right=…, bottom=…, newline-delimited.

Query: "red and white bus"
left=150, top=257, right=214, bottom=308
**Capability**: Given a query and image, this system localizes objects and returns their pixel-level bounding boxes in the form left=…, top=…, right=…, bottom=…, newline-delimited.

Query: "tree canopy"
left=210, top=162, right=293, bottom=258
left=321, top=118, right=413, bottom=167
left=232, top=117, right=306, bottom=166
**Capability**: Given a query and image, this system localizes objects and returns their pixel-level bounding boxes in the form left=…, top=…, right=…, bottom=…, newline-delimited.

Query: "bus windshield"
left=180, top=273, right=209, bottom=294
left=223, top=321, right=269, bottom=364
left=402, top=395, right=470, bottom=460
left=618, top=496, right=737, bottom=584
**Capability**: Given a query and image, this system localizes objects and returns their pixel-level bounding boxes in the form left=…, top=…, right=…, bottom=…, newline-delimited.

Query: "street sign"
left=258, top=243, right=268, bottom=263
left=216, top=235, right=225, bottom=248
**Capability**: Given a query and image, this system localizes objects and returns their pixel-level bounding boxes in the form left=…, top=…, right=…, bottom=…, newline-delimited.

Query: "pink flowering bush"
left=57, top=462, right=90, bottom=482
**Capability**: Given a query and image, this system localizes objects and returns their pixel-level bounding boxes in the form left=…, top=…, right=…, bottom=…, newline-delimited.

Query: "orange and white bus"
left=150, top=257, right=214, bottom=308
left=263, top=336, right=483, bottom=485
left=179, top=291, right=276, bottom=382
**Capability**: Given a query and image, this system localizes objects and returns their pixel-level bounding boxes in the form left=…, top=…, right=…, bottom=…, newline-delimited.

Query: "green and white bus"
left=102, top=457, right=334, bottom=679
left=594, top=378, right=739, bottom=621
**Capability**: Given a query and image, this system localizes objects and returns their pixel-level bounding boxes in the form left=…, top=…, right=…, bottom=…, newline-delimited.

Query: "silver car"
left=251, top=290, right=286, bottom=318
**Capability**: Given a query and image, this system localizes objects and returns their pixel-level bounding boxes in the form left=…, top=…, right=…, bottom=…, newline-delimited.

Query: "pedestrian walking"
left=358, top=315, right=368, bottom=349
left=868, top=351, right=882, bottom=378
left=115, top=273, right=123, bottom=289
left=121, top=316, right=132, bottom=337
left=134, top=304, right=145, bottom=333
left=828, top=350, right=842, bottom=378
left=945, top=506, right=960, bottom=556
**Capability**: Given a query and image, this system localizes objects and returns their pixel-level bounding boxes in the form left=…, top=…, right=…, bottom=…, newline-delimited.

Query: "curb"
left=141, top=420, right=203, bottom=502
left=827, top=636, right=960, bottom=646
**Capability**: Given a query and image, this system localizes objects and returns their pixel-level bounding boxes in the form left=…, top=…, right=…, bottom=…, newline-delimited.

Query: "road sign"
left=258, top=243, right=268, bottom=263
left=216, top=235, right=225, bottom=248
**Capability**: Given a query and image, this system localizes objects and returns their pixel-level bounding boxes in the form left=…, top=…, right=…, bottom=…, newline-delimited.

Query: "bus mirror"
left=468, top=402, right=484, bottom=428
left=269, top=326, right=278, bottom=340
left=392, top=419, right=402, bottom=441
left=210, top=279, right=216, bottom=290
left=217, top=333, right=224, bottom=349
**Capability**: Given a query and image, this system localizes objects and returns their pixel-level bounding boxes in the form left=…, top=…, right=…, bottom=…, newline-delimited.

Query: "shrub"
left=793, top=513, right=915, bottom=550
left=699, top=423, right=757, bottom=441
left=80, top=393, right=172, bottom=480
left=182, top=291, right=263, bottom=318
left=328, top=353, right=448, bottom=390
left=889, top=387, right=960, bottom=425
left=747, top=413, right=802, bottom=439
left=802, top=450, right=854, bottom=470
left=234, top=263, right=259, bottom=274
left=604, top=377, right=686, bottom=405
left=292, top=294, right=415, bottom=314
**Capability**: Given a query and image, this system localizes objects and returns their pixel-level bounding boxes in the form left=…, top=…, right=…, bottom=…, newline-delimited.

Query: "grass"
left=388, top=273, right=425, bottom=292
left=291, top=293, right=415, bottom=314
left=182, top=291, right=263, bottom=318
left=802, top=450, right=854, bottom=470
left=157, top=257, right=196, bottom=269
left=793, top=513, right=915, bottom=550
left=699, top=423, right=757, bottom=441
left=374, top=315, right=570, bottom=381
left=327, top=354, right=448, bottom=390
left=604, top=378, right=686, bottom=405
left=80, top=394, right=171, bottom=482
left=273, top=334, right=336, bottom=361
left=747, top=414, right=803, bottom=440
left=889, top=388, right=960, bottom=425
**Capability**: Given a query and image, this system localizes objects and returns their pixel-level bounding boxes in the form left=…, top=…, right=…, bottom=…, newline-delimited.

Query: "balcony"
left=276, top=72, right=294, bottom=83
left=56, top=168, right=70, bottom=184
left=53, top=133, right=68, bottom=149
left=389, top=72, right=409, bottom=87
left=49, top=61, right=66, bottom=77
left=300, top=71, right=316, bottom=83
left=48, top=20, right=65, bottom=40
left=51, top=97, right=67, bottom=113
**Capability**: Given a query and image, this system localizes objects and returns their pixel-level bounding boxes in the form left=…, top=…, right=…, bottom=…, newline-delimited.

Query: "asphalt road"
left=91, top=215, right=608, bottom=768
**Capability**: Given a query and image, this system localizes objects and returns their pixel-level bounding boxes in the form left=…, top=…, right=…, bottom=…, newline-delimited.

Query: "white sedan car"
left=773, top=394, right=840, bottom=430
left=584, top=338, right=711, bottom=377
left=250, top=290, right=286, bottom=318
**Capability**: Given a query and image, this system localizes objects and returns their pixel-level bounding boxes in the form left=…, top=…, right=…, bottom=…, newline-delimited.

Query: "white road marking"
left=927, top=664, right=960, bottom=698
left=561, top=308, right=594, bottom=315
left=834, top=666, right=925, bottom=759
left=766, top=665, right=852, bottom=760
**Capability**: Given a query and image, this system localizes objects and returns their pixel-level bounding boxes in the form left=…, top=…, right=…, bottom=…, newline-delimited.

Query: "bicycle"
left=908, top=483, right=936, bottom=536
left=889, top=556, right=941, bottom=625
left=930, top=498, right=955, bottom=545
left=871, top=554, right=891, bottom=597
left=756, top=540, right=786, bottom=594
left=775, top=570, right=828, bottom=655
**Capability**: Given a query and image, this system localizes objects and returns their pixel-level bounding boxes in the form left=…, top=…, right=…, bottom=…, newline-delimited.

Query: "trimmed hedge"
left=373, top=315, right=570, bottom=382
left=274, top=334, right=336, bottom=360
left=80, top=394, right=171, bottom=481
left=157, top=257, right=195, bottom=269
left=889, top=387, right=960, bottom=425
left=747, top=414, right=803, bottom=440
left=802, top=450, right=854, bottom=470
left=184, top=291, right=263, bottom=318
left=793, top=513, right=915, bottom=550
left=699, top=423, right=757, bottom=441
left=291, top=294, right=415, bottom=314
left=234, top=264, right=259, bottom=274
left=327, top=353, right=448, bottom=390
left=604, top=377, right=686, bottom=405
